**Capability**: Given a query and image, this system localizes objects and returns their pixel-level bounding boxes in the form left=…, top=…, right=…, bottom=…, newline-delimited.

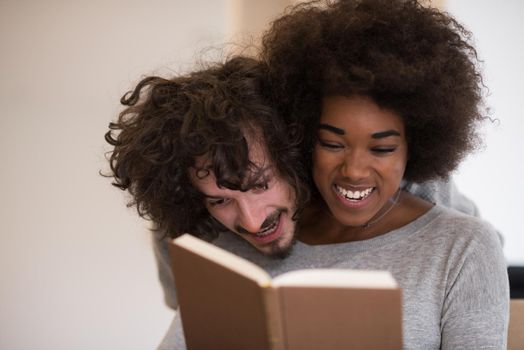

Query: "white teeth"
left=256, top=219, right=278, bottom=237
left=335, top=185, right=374, bottom=201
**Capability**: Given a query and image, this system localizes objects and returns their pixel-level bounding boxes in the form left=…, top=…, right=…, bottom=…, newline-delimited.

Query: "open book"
left=169, top=234, right=402, bottom=350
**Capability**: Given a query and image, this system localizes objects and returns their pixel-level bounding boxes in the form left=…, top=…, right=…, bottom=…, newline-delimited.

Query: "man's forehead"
left=192, top=133, right=271, bottom=171
left=190, top=155, right=273, bottom=181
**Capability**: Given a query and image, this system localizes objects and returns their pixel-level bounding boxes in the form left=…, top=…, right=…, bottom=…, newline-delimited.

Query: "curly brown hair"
left=261, top=0, right=486, bottom=182
left=104, top=56, right=309, bottom=240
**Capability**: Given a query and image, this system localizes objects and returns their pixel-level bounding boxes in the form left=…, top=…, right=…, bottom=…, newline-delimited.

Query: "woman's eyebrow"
left=318, top=123, right=345, bottom=135
left=319, top=124, right=401, bottom=139
left=371, top=130, right=401, bottom=139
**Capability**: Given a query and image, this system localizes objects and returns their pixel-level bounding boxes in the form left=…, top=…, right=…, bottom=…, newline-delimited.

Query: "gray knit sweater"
left=155, top=180, right=509, bottom=349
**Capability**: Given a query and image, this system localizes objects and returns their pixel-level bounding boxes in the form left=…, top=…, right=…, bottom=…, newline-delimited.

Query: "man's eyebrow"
left=371, top=130, right=401, bottom=139
left=201, top=194, right=221, bottom=199
left=318, top=123, right=345, bottom=135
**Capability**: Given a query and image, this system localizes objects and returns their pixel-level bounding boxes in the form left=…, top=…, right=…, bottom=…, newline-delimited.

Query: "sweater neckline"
left=295, top=205, right=444, bottom=252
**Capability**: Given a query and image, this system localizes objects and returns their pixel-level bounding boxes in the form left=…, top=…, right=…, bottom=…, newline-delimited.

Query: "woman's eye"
left=318, top=140, right=343, bottom=150
left=207, top=198, right=230, bottom=207
left=372, top=147, right=396, bottom=154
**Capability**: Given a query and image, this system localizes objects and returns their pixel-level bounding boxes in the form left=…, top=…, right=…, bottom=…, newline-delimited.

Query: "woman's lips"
left=333, top=184, right=376, bottom=209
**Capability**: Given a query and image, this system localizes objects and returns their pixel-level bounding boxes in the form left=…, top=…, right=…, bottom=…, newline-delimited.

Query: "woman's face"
left=313, top=95, right=408, bottom=227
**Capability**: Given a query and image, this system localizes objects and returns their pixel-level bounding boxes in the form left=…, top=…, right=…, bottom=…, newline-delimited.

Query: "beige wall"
left=0, top=1, right=226, bottom=349
left=225, top=0, right=447, bottom=45
left=431, top=0, right=446, bottom=9
left=226, top=0, right=294, bottom=38
left=224, top=0, right=296, bottom=56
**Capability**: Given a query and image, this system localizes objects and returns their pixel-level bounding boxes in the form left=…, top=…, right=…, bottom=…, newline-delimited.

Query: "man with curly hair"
left=106, top=57, right=308, bottom=259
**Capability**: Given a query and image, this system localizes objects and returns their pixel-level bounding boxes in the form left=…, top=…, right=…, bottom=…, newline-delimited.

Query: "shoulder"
left=433, top=206, right=499, bottom=239
left=213, top=232, right=260, bottom=258
left=426, top=206, right=504, bottom=261
left=425, top=207, right=508, bottom=306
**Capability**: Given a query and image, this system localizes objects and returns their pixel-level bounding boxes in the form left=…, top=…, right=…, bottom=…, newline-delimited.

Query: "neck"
left=362, top=188, right=401, bottom=229
left=298, top=191, right=432, bottom=245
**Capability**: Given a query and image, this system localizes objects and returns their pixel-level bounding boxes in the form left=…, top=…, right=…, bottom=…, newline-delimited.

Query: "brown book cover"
left=169, top=234, right=402, bottom=350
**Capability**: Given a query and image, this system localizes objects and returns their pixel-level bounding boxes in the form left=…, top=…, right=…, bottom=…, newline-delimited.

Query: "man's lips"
left=252, top=212, right=284, bottom=243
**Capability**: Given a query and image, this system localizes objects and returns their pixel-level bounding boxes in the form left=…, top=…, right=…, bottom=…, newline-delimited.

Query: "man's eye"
left=318, top=140, right=343, bottom=150
left=207, top=198, right=230, bottom=207
left=252, top=182, right=269, bottom=192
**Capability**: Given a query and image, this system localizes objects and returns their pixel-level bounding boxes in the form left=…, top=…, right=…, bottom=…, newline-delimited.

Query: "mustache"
left=236, top=209, right=286, bottom=235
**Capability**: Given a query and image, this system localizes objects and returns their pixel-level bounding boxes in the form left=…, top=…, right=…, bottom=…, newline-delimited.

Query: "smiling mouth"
left=335, top=185, right=375, bottom=201
left=255, top=213, right=281, bottom=238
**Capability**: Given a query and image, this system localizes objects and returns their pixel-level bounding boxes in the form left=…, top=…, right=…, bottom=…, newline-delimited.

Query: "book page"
left=273, top=269, right=398, bottom=289
left=170, top=234, right=280, bottom=350
left=172, top=234, right=272, bottom=286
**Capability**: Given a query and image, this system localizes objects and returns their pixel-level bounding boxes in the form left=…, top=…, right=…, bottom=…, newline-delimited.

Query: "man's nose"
left=235, top=199, right=266, bottom=234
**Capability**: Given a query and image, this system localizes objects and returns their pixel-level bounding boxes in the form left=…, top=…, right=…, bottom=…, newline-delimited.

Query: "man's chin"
left=256, top=234, right=297, bottom=259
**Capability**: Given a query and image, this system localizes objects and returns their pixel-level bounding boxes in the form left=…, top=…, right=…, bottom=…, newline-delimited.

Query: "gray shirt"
left=160, top=205, right=508, bottom=349
left=155, top=180, right=509, bottom=349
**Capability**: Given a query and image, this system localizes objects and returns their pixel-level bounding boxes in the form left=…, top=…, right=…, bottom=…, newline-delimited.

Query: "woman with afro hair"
left=255, top=0, right=509, bottom=348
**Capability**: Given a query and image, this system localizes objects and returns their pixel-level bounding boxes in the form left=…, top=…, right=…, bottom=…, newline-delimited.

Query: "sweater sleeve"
left=440, top=221, right=509, bottom=349
left=157, top=311, right=187, bottom=350
left=152, top=230, right=178, bottom=310
left=402, top=178, right=505, bottom=246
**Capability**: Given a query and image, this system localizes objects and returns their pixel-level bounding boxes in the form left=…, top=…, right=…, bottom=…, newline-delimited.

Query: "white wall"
left=446, top=0, right=524, bottom=265
left=0, top=1, right=226, bottom=349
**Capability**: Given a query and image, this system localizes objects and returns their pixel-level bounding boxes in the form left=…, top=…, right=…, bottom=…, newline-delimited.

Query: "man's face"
left=189, top=138, right=298, bottom=257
